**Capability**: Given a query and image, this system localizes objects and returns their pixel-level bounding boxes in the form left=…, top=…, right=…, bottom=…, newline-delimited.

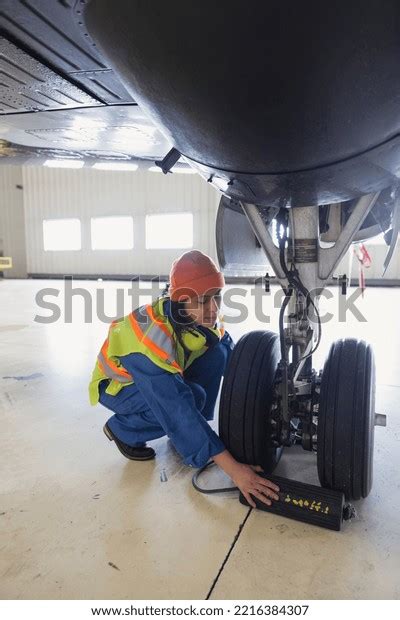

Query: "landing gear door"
left=216, top=196, right=270, bottom=277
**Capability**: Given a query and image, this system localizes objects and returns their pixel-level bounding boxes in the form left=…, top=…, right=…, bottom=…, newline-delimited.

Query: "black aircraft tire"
left=219, top=330, right=283, bottom=473
left=317, top=338, right=376, bottom=500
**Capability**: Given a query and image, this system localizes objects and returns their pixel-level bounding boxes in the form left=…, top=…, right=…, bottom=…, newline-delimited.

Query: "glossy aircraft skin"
left=0, top=0, right=398, bottom=243
left=2, top=1, right=400, bottom=212
left=0, top=1, right=170, bottom=167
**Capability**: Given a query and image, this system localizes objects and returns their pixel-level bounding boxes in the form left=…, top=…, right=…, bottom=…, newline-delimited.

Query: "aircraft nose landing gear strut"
left=219, top=195, right=387, bottom=520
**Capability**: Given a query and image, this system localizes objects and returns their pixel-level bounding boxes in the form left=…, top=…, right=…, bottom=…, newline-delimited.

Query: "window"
left=145, top=213, right=193, bottom=249
left=43, top=218, right=81, bottom=251
left=91, top=216, right=134, bottom=250
left=362, top=233, right=385, bottom=246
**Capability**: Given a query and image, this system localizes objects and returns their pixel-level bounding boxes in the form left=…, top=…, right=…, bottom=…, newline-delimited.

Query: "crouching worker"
left=89, top=250, right=279, bottom=507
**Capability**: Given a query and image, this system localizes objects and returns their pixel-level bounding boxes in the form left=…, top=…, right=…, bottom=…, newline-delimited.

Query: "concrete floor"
left=0, top=280, right=399, bottom=600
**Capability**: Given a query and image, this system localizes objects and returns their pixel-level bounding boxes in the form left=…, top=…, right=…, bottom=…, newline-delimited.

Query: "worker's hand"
left=231, top=463, right=280, bottom=509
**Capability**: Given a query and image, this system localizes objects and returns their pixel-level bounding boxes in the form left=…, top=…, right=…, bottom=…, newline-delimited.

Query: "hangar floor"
left=1, top=280, right=399, bottom=600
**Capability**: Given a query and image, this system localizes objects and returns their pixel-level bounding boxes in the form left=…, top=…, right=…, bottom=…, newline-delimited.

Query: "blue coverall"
left=99, top=319, right=234, bottom=468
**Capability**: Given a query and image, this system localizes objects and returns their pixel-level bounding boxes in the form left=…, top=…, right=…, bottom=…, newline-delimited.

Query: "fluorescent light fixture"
left=148, top=165, right=196, bottom=174
left=92, top=162, right=138, bottom=171
left=173, top=166, right=196, bottom=174
left=44, top=159, right=84, bottom=169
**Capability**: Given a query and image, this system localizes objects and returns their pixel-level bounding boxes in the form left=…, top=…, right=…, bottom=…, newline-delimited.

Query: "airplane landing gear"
left=218, top=195, right=386, bottom=501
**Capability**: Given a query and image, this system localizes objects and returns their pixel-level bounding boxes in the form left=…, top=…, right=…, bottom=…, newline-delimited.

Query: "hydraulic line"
left=276, top=209, right=322, bottom=369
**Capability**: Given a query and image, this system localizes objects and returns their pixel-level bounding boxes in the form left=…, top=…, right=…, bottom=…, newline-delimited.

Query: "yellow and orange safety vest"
left=89, top=296, right=224, bottom=405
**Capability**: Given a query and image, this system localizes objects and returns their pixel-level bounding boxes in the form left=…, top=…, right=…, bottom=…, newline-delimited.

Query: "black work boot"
left=103, top=424, right=155, bottom=461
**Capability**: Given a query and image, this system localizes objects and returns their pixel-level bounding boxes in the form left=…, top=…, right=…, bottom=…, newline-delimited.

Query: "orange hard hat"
left=169, top=250, right=225, bottom=301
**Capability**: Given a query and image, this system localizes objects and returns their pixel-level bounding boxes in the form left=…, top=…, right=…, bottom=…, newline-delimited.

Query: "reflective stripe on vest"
left=217, top=312, right=225, bottom=338
left=97, top=299, right=224, bottom=385
left=128, top=306, right=182, bottom=372
left=97, top=337, right=133, bottom=383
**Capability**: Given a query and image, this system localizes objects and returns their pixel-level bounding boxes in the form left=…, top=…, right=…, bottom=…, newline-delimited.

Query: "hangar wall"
left=337, top=237, right=399, bottom=283
left=21, top=166, right=219, bottom=278
left=0, top=164, right=399, bottom=282
left=0, top=166, right=27, bottom=278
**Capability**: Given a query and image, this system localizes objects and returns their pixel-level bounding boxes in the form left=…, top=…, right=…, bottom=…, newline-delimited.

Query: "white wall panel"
left=0, top=166, right=27, bottom=278
left=336, top=240, right=400, bottom=281
left=22, top=167, right=220, bottom=277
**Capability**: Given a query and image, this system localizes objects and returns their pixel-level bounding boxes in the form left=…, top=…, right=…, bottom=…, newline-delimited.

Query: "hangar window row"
left=42, top=214, right=194, bottom=251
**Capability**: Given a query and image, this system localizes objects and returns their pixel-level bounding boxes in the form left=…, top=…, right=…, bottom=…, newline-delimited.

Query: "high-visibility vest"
left=89, top=296, right=225, bottom=406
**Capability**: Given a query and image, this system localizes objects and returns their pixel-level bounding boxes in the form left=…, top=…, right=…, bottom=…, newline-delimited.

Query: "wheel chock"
left=239, top=474, right=355, bottom=531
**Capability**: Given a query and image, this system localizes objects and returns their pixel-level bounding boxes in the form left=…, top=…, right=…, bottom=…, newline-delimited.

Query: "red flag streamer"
left=353, top=243, right=372, bottom=297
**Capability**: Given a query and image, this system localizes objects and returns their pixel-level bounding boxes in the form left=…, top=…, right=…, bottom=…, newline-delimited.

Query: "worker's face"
left=183, top=288, right=222, bottom=328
